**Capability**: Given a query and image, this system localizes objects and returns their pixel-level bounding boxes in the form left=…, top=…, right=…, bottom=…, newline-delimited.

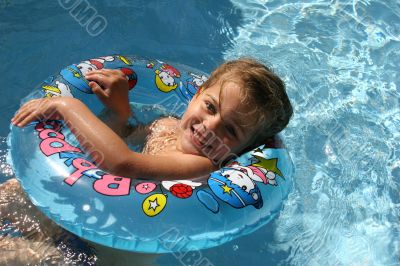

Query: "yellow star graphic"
left=221, top=184, right=233, bottom=194
left=252, top=155, right=284, bottom=178
left=148, top=198, right=159, bottom=211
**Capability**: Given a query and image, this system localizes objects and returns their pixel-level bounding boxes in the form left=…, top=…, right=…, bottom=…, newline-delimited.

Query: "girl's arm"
left=87, top=69, right=149, bottom=143
left=97, top=108, right=133, bottom=138
left=12, top=97, right=217, bottom=180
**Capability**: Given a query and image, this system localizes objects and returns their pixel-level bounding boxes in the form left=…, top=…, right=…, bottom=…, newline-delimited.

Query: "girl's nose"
left=203, top=115, right=223, bottom=134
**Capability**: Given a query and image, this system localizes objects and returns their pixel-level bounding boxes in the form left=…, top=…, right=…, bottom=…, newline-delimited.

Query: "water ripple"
left=226, top=0, right=399, bottom=265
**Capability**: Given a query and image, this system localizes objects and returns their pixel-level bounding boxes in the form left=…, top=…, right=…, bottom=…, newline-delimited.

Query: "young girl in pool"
left=2, top=58, right=292, bottom=264
left=11, top=58, right=293, bottom=179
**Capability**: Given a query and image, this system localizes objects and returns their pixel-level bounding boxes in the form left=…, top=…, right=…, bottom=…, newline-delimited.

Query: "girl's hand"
left=85, top=69, right=131, bottom=122
left=11, top=97, right=62, bottom=127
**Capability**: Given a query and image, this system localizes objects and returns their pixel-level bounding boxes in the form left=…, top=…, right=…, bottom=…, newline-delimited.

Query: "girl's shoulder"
left=142, top=116, right=180, bottom=156
left=149, top=116, right=179, bottom=131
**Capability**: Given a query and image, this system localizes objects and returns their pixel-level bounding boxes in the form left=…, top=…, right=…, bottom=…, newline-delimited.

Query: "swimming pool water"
left=0, top=0, right=399, bottom=265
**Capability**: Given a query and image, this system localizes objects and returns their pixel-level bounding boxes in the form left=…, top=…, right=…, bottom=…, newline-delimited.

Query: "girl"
left=11, top=58, right=292, bottom=180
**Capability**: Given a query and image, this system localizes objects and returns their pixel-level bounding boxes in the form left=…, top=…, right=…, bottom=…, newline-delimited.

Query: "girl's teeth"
left=193, top=130, right=205, bottom=145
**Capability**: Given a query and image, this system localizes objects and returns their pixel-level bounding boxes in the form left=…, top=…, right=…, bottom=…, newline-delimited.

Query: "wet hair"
left=200, top=58, right=293, bottom=149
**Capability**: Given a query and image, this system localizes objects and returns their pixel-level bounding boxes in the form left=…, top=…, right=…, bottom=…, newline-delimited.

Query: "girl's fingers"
left=97, top=69, right=113, bottom=75
left=85, top=69, right=104, bottom=74
left=85, top=69, right=112, bottom=77
left=86, top=69, right=123, bottom=79
left=19, top=99, right=42, bottom=112
left=17, top=100, right=35, bottom=113
left=17, top=112, right=38, bottom=127
left=14, top=102, right=36, bottom=121
left=90, top=82, right=108, bottom=101
left=12, top=102, right=35, bottom=122
left=109, top=69, right=125, bottom=76
left=12, top=109, right=32, bottom=126
left=85, top=72, right=106, bottom=80
left=85, top=73, right=111, bottom=87
left=11, top=99, right=46, bottom=126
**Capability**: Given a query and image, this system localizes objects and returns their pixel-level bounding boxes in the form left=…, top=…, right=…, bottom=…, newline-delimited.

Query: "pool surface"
left=0, top=0, right=399, bottom=265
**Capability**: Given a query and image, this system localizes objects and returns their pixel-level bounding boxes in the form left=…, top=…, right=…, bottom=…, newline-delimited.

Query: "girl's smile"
left=177, top=81, right=258, bottom=161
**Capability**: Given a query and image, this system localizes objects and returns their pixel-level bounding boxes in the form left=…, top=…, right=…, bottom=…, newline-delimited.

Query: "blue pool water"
left=0, top=0, right=399, bottom=265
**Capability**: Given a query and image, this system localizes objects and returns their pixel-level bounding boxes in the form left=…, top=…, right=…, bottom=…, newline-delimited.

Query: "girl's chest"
left=142, top=117, right=179, bottom=155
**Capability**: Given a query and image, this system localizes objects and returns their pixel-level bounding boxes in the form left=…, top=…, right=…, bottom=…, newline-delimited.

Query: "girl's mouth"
left=190, top=125, right=212, bottom=150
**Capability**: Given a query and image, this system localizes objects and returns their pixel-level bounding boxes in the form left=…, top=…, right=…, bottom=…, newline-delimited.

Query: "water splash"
left=0, top=137, right=13, bottom=181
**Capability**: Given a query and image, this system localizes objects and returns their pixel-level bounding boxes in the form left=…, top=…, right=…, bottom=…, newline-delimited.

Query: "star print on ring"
left=142, top=193, right=167, bottom=217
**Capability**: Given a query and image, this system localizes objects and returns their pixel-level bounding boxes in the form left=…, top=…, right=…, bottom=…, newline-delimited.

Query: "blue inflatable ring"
left=7, top=55, right=294, bottom=253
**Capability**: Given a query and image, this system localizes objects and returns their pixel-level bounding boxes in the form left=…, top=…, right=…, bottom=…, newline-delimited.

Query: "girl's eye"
left=205, top=101, right=216, bottom=114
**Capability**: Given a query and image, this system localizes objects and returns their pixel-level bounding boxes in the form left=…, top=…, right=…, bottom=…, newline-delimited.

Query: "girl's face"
left=177, top=81, right=259, bottom=161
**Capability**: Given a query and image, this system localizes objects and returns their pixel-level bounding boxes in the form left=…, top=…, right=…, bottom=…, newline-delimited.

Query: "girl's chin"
left=180, top=140, right=203, bottom=156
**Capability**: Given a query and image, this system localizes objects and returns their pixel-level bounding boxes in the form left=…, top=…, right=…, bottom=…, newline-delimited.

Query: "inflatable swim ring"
left=7, top=55, right=294, bottom=253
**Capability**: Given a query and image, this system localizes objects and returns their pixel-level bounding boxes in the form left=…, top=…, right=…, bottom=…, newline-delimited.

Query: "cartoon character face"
left=208, top=167, right=263, bottom=209
left=228, top=162, right=278, bottom=186
left=60, top=56, right=116, bottom=94
left=155, top=64, right=181, bottom=92
left=192, top=74, right=207, bottom=87
left=220, top=168, right=256, bottom=194
left=159, top=71, right=175, bottom=86
left=76, top=56, right=115, bottom=76
left=77, top=61, right=96, bottom=76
